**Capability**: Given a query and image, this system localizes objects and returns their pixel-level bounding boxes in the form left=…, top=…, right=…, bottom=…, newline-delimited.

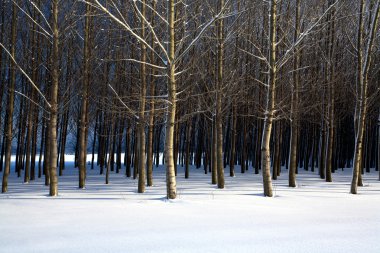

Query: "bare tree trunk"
left=38, top=117, right=45, bottom=179
left=106, top=119, right=115, bottom=185
left=164, top=0, right=177, bottom=199
left=79, top=3, right=91, bottom=189
left=288, top=0, right=300, bottom=188
left=325, top=0, right=336, bottom=183
left=319, top=121, right=326, bottom=179
left=2, top=2, right=17, bottom=193
left=59, top=86, right=69, bottom=176
left=185, top=119, right=192, bottom=179
left=260, top=0, right=277, bottom=197
left=146, top=1, right=157, bottom=187
left=16, top=93, right=26, bottom=178
left=91, top=111, right=99, bottom=170
left=229, top=104, right=236, bottom=177
left=24, top=5, right=39, bottom=183
left=211, top=118, right=218, bottom=185
left=44, top=117, right=50, bottom=186
left=48, top=0, right=59, bottom=196
left=137, top=0, right=147, bottom=194
left=241, top=116, right=247, bottom=173
left=24, top=103, right=33, bottom=183
left=273, top=122, right=281, bottom=180
left=351, top=0, right=380, bottom=194
left=173, top=122, right=179, bottom=176
left=216, top=0, right=225, bottom=189
left=147, top=100, right=155, bottom=185
left=58, top=39, right=70, bottom=176
left=125, top=123, right=132, bottom=177
left=30, top=105, right=39, bottom=180
left=116, top=118, right=123, bottom=173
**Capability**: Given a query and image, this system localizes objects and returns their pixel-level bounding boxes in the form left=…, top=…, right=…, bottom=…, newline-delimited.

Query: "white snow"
left=1, top=155, right=380, bottom=253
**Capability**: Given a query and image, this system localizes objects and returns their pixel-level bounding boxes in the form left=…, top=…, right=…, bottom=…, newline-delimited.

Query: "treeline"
left=0, top=0, right=379, bottom=198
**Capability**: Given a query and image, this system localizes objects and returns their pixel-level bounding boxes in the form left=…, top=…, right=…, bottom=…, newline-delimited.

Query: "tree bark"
left=164, top=0, right=177, bottom=199
left=325, top=0, right=336, bottom=183
left=137, top=0, right=147, bottom=194
left=79, top=3, right=91, bottom=189
left=211, top=118, right=218, bottom=185
left=261, top=0, right=277, bottom=197
left=351, top=0, right=380, bottom=194
left=48, top=0, right=59, bottom=196
left=2, top=2, right=17, bottom=193
left=288, top=0, right=300, bottom=188
left=146, top=1, right=157, bottom=187
left=185, top=119, right=192, bottom=179
left=229, top=104, right=236, bottom=177
left=216, top=0, right=225, bottom=189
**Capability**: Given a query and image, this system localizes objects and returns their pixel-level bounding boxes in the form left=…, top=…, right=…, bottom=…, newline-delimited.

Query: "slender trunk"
left=137, top=0, right=147, bottom=194
left=106, top=119, right=115, bottom=185
left=44, top=120, right=50, bottom=186
left=146, top=1, right=157, bottom=186
left=241, top=117, right=247, bottom=173
left=185, top=119, right=192, bottom=179
left=229, top=105, right=236, bottom=177
left=147, top=107, right=154, bottom=185
left=91, top=111, right=99, bottom=170
left=48, top=0, right=59, bottom=196
left=38, top=117, right=45, bottom=178
left=59, top=109, right=68, bottom=176
left=261, top=0, right=276, bottom=197
left=211, top=119, right=218, bottom=184
left=319, top=122, right=326, bottom=179
left=164, top=0, right=177, bottom=199
left=216, top=0, right=225, bottom=189
left=79, top=3, right=91, bottom=189
left=2, top=3, right=17, bottom=193
left=116, top=118, right=123, bottom=173
left=24, top=10, right=39, bottom=183
left=126, top=124, right=132, bottom=177
left=288, top=0, right=300, bottom=187
left=30, top=107, right=39, bottom=180
left=325, top=0, right=336, bottom=182
left=273, top=122, right=281, bottom=180
left=351, top=0, right=380, bottom=194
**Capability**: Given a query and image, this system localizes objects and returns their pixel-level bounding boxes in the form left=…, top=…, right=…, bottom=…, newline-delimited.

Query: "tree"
left=261, top=0, right=277, bottom=197
left=351, top=0, right=380, bottom=194
left=216, top=0, right=225, bottom=189
left=87, top=0, right=229, bottom=199
left=79, top=2, right=92, bottom=189
left=288, top=0, right=301, bottom=188
left=1, top=1, right=17, bottom=193
left=137, top=0, right=147, bottom=194
left=48, top=0, right=59, bottom=196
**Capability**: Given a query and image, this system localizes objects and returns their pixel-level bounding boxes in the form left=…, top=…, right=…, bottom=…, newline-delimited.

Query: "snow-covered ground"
left=1, top=155, right=380, bottom=253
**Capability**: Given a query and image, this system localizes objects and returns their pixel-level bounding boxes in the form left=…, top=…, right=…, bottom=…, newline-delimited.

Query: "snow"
left=1, top=155, right=380, bottom=253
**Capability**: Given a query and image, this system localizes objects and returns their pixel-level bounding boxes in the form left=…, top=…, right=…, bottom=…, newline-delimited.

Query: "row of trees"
left=0, top=0, right=379, bottom=198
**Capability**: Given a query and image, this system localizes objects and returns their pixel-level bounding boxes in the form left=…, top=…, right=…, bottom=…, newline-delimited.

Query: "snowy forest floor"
left=1, top=155, right=380, bottom=253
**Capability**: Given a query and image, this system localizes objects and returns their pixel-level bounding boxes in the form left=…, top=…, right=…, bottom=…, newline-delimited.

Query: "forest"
left=0, top=0, right=379, bottom=200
